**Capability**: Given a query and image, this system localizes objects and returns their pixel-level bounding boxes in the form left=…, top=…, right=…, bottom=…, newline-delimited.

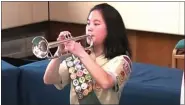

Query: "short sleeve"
left=105, top=55, right=132, bottom=92
left=54, top=60, right=70, bottom=90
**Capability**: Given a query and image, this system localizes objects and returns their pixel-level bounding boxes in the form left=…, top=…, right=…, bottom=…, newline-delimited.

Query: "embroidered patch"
left=77, top=93, right=83, bottom=99
left=83, top=89, right=89, bottom=96
left=66, top=55, right=93, bottom=100
left=81, top=83, right=88, bottom=90
left=116, top=71, right=125, bottom=86
left=93, top=83, right=102, bottom=92
left=75, top=86, right=82, bottom=93
left=123, top=60, right=131, bottom=76
left=70, top=73, right=76, bottom=79
left=88, top=83, right=93, bottom=92
left=123, top=56, right=131, bottom=76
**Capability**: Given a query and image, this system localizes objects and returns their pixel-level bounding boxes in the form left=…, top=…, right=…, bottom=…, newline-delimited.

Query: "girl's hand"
left=56, top=31, right=72, bottom=54
left=64, top=40, right=87, bottom=58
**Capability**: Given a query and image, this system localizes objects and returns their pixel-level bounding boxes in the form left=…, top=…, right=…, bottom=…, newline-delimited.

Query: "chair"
left=172, top=39, right=184, bottom=69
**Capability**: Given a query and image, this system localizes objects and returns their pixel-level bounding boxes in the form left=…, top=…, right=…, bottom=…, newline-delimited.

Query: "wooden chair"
left=172, top=39, right=184, bottom=69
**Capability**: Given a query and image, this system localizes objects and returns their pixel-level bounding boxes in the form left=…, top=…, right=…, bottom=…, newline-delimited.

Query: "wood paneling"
left=136, top=31, right=184, bottom=69
left=48, top=21, right=86, bottom=41
left=127, top=30, right=137, bottom=61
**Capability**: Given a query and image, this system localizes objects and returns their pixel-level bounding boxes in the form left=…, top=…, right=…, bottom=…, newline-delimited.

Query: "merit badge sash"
left=65, top=54, right=101, bottom=105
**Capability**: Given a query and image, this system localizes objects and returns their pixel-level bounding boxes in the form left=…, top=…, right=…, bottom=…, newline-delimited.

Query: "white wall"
left=50, top=2, right=184, bottom=35
left=2, top=2, right=184, bottom=35
left=2, top=1, right=48, bottom=29
left=49, top=2, right=100, bottom=23
left=179, top=2, right=184, bottom=35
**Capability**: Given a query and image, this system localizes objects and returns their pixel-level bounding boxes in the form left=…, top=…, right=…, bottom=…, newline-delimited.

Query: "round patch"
left=79, top=77, right=86, bottom=83
left=77, top=93, right=83, bottom=99
left=85, top=74, right=91, bottom=80
left=75, top=86, right=81, bottom=93
left=75, top=64, right=82, bottom=70
left=73, top=79, right=79, bottom=87
left=120, top=71, right=125, bottom=77
left=69, top=67, right=75, bottom=73
left=70, top=73, right=76, bottom=80
left=81, top=64, right=85, bottom=69
left=95, top=83, right=101, bottom=92
left=76, top=70, right=84, bottom=77
left=83, top=89, right=89, bottom=96
left=81, top=83, right=88, bottom=90
left=83, top=69, right=89, bottom=74
left=74, top=58, right=80, bottom=65
left=66, top=56, right=72, bottom=61
left=67, top=61, right=73, bottom=67
left=88, top=83, right=93, bottom=92
left=87, top=80, right=93, bottom=83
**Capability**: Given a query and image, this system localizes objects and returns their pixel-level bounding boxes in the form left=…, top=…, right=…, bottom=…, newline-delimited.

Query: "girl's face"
left=86, top=10, right=107, bottom=46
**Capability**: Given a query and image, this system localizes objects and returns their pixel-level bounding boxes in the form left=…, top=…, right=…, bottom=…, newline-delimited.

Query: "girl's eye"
left=94, top=23, right=100, bottom=26
left=87, top=22, right=90, bottom=25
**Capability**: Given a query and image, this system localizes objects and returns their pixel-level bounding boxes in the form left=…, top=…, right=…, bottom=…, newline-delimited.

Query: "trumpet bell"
left=32, top=36, right=49, bottom=58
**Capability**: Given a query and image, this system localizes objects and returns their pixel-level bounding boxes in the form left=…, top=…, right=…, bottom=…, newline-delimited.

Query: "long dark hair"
left=88, top=3, right=132, bottom=59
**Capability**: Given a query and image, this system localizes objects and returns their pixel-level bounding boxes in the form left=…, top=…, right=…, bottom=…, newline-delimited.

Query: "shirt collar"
left=90, top=52, right=108, bottom=66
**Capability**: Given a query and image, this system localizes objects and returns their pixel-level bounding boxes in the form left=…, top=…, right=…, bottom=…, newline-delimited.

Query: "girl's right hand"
left=56, top=31, right=72, bottom=54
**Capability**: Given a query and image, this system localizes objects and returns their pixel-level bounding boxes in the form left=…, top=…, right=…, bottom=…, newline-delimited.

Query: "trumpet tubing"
left=48, top=34, right=91, bottom=48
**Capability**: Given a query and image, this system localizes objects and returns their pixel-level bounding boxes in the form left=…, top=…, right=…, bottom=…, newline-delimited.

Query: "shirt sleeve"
left=54, top=60, right=70, bottom=90
left=105, top=55, right=132, bottom=92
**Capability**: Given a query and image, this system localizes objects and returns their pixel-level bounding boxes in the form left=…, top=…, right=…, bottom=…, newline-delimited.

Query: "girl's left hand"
left=64, top=40, right=87, bottom=58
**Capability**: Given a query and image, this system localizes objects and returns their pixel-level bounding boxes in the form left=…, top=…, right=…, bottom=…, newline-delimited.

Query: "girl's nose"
left=87, top=25, right=93, bottom=33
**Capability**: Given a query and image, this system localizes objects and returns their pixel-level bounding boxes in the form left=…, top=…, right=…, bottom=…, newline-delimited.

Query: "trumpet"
left=32, top=34, right=93, bottom=59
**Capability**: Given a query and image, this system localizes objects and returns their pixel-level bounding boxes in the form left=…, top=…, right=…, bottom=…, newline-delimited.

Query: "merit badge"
left=70, top=73, right=76, bottom=80
left=67, top=61, right=73, bottom=67
left=81, top=64, right=85, bottom=69
left=87, top=80, right=93, bottom=83
left=83, top=69, right=89, bottom=74
left=83, top=89, right=89, bottom=96
left=95, top=83, right=102, bottom=92
left=85, top=74, right=91, bottom=80
left=74, top=58, right=80, bottom=65
left=79, top=77, right=86, bottom=83
left=69, top=67, right=75, bottom=73
left=75, top=64, right=82, bottom=70
left=77, top=93, right=83, bottom=99
left=123, top=62, right=130, bottom=75
left=66, top=56, right=72, bottom=61
left=88, top=83, right=93, bottom=92
left=117, top=75, right=124, bottom=86
left=120, top=71, right=125, bottom=77
left=73, top=79, right=79, bottom=87
left=76, top=70, right=84, bottom=77
left=75, top=86, right=81, bottom=93
left=81, top=83, right=88, bottom=90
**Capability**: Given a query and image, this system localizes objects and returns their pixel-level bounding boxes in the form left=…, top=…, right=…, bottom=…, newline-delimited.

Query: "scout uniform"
left=54, top=51, right=132, bottom=104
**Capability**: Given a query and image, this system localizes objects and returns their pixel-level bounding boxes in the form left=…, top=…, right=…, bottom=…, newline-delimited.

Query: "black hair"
left=88, top=3, right=132, bottom=59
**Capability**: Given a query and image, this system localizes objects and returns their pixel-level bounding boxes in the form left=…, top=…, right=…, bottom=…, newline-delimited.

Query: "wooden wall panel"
left=136, top=31, right=184, bottom=68
left=48, top=21, right=86, bottom=41
left=127, top=30, right=137, bottom=61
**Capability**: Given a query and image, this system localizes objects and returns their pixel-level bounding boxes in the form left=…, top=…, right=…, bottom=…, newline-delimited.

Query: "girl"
left=43, top=3, right=132, bottom=104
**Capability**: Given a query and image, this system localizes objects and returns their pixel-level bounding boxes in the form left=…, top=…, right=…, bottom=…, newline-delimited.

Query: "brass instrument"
left=32, top=33, right=93, bottom=59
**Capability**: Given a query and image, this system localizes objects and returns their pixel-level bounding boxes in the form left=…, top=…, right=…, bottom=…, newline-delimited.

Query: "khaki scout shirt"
left=54, top=52, right=132, bottom=104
